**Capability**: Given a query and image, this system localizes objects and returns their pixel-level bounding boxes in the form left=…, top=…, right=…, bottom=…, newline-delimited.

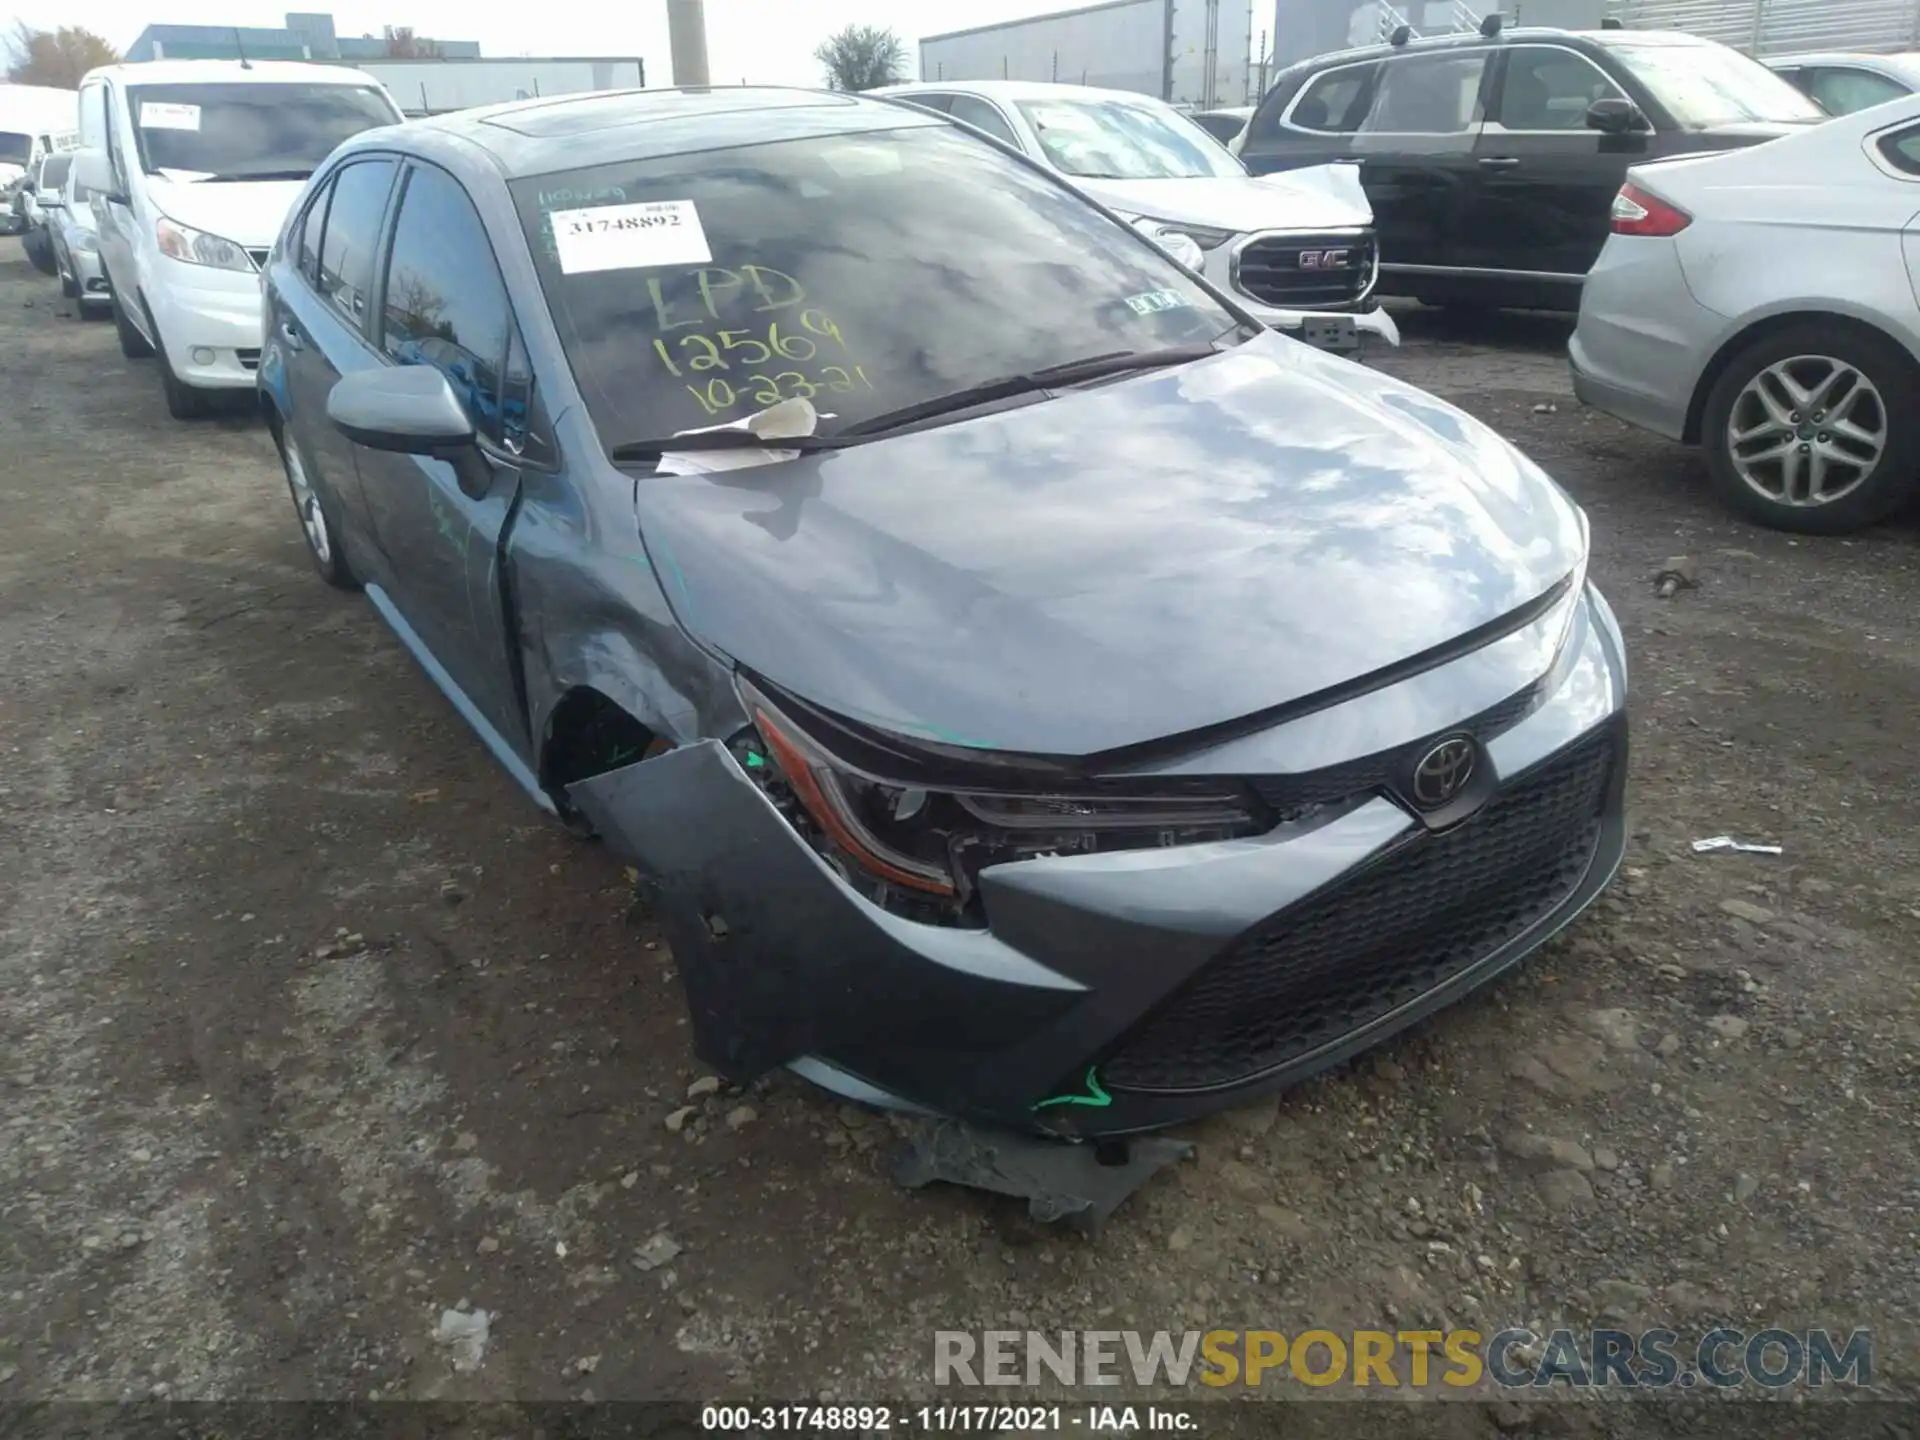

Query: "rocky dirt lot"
left=2, top=238, right=1918, bottom=1429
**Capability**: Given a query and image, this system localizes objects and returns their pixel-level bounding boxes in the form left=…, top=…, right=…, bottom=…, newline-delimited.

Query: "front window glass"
left=40, top=154, right=71, bottom=189
left=381, top=165, right=514, bottom=444
left=0, top=132, right=29, bottom=166
left=515, top=125, right=1241, bottom=446
left=1013, top=97, right=1244, bottom=178
left=1607, top=41, right=1823, bottom=126
left=126, top=83, right=401, bottom=182
left=1497, top=47, right=1626, bottom=130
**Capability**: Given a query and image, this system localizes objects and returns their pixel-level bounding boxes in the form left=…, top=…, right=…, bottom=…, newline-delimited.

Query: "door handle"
left=1478, top=156, right=1521, bottom=169
left=279, top=320, right=305, bottom=351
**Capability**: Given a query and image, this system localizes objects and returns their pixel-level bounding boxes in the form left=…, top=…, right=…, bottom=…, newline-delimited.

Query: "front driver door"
left=1458, top=45, right=1648, bottom=281
left=356, top=159, right=531, bottom=754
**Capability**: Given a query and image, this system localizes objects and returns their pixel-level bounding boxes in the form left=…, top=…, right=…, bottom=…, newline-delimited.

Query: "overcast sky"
left=0, top=0, right=1082, bottom=85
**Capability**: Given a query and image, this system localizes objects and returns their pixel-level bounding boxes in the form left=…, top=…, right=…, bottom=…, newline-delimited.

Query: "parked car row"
left=876, top=80, right=1401, bottom=353
left=12, top=74, right=1632, bottom=1142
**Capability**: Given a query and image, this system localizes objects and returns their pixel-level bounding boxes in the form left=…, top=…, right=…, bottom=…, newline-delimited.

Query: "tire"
left=273, top=420, right=358, bottom=591
left=1701, top=320, right=1919, bottom=535
left=23, top=227, right=57, bottom=276
left=110, top=285, right=153, bottom=358
left=145, top=297, right=211, bottom=421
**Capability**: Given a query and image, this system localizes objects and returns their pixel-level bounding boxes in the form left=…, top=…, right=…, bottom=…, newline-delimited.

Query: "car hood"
left=631, top=332, right=1585, bottom=757
left=144, top=175, right=307, bottom=246
left=1076, top=166, right=1372, bottom=233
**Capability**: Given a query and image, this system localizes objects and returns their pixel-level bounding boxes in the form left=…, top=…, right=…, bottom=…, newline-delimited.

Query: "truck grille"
left=1234, top=231, right=1377, bottom=310
left=1101, top=721, right=1617, bottom=1094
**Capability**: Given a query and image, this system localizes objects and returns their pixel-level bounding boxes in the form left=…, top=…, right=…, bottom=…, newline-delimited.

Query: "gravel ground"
left=3, top=239, right=1918, bottom=1425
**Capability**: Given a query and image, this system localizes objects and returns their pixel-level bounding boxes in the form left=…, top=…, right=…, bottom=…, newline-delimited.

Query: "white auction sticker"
left=140, top=102, right=201, bottom=131
left=548, top=199, right=711, bottom=274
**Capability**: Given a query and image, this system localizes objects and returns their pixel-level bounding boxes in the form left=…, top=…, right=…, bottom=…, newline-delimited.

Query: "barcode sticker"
left=549, top=199, right=711, bottom=274
left=140, top=102, right=202, bottom=130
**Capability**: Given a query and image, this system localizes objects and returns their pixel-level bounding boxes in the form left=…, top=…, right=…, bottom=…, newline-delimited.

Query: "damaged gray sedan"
left=259, top=86, right=1628, bottom=1143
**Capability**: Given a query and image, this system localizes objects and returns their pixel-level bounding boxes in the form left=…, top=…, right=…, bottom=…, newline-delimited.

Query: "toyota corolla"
left=258, top=86, right=1628, bottom=1140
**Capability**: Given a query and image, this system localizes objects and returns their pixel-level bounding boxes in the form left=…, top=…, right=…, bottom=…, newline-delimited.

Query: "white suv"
left=73, top=60, right=403, bottom=419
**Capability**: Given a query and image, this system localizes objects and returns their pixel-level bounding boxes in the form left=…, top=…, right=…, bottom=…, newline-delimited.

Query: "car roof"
left=878, top=78, right=1178, bottom=107
left=384, top=85, right=947, bottom=179
left=1273, top=24, right=1713, bottom=77
left=80, top=58, right=385, bottom=88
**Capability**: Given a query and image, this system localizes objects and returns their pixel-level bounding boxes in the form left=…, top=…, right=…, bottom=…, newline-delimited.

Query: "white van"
left=72, top=61, right=404, bottom=418
left=0, top=85, right=79, bottom=234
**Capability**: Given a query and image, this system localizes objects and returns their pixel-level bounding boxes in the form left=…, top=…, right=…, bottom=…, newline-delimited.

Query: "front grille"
left=246, top=247, right=270, bottom=270
left=1247, top=680, right=1541, bottom=820
left=236, top=348, right=261, bottom=371
left=1235, top=231, right=1376, bottom=309
left=1102, top=722, right=1616, bottom=1093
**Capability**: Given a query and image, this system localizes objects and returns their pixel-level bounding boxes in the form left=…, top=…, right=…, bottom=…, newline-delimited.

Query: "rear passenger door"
left=1352, top=49, right=1492, bottom=276
left=1460, top=45, right=1646, bottom=279
left=278, top=156, right=400, bottom=552
left=357, top=159, right=535, bottom=750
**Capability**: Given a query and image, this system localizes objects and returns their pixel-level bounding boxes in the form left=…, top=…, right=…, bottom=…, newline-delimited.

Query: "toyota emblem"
left=1411, top=736, right=1476, bottom=809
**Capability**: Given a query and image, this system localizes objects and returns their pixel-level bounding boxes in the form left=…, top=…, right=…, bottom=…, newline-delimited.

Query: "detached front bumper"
left=574, top=582, right=1627, bottom=1139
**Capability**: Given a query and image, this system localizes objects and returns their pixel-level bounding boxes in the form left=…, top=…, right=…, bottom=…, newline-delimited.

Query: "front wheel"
left=275, top=422, right=357, bottom=591
left=110, top=286, right=153, bottom=358
left=1701, top=321, right=1918, bottom=535
left=145, top=298, right=212, bottom=421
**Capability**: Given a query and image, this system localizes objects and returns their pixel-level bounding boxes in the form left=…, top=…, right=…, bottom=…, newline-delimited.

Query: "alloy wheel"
left=282, top=439, right=332, bottom=566
left=1726, top=354, right=1887, bottom=508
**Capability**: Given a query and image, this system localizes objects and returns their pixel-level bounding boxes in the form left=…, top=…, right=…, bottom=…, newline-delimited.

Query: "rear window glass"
left=1879, top=123, right=1920, bottom=174
left=516, top=124, right=1241, bottom=449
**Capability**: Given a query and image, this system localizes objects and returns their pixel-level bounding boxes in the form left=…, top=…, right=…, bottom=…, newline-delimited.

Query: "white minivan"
left=73, top=60, right=404, bottom=418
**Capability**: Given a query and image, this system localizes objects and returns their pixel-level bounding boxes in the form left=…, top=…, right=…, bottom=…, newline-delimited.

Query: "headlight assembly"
left=735, top=675, right=1261, bottom=919
left=156, top=215, right=255, bottom=272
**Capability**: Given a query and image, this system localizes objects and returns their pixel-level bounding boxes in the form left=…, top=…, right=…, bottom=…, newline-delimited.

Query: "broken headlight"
left=736, top=676, right=1262, bottom=917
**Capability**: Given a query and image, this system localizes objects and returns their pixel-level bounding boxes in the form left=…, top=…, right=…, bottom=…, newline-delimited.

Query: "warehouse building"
left=126, top=11, right=480, bottom=62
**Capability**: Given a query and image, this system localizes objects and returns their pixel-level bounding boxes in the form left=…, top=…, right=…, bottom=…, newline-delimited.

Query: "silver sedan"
left=1571, top=95, right=1920, bottom=533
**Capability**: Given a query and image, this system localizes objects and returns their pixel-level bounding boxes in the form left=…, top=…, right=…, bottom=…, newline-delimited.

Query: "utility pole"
left=666, top=0, right=710, bottom=87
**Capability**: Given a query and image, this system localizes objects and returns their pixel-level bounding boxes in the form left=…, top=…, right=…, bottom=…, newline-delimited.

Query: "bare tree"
left=813, top=24, right=907, bottom=92
left=382, top=25, right=443, bottom=59
left=6, top=22, right=119, bottom=88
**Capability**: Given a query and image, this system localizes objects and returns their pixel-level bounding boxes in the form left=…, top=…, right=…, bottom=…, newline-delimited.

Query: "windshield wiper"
left=204, top=168, right=315, bottom=183
left=608, top=431, right=852, bottom=464
left=835, top=343, right=1220, bottom=440
left=609, top=344, right=1220, bottom=464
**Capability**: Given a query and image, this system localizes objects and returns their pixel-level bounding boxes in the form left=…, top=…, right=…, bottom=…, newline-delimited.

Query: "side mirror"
left=1585, top=97, right=1648, bottom=135
left=328, top=366, right=493, bottom=498
left=71, top=148, right=124, bottom=204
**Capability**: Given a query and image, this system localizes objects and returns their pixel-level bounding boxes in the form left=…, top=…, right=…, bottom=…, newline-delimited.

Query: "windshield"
left=128, top=83, right=401, bottom=181
left=1014, top=97, right=1245, bottom=179
left=1608, top=41, right=1824, bottom=126
left=516, top=124, right=1243, bottom=447
left=0, top=132, right=28, bottom=166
